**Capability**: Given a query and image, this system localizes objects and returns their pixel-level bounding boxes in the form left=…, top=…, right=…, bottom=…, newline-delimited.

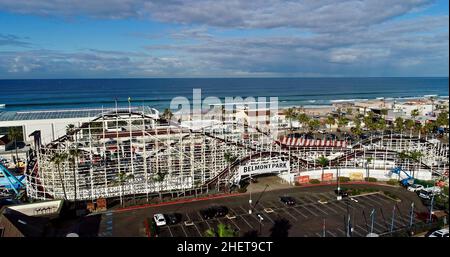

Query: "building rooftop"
left=0, top=106, right=157, bottom=122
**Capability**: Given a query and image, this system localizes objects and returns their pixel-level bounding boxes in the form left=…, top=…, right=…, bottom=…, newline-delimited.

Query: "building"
left=0, top=107, right=159, bottom=145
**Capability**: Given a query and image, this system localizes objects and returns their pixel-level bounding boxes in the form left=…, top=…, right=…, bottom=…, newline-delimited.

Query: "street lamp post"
left=409, top=202, right=415, bottom=228
left=257, top=214, right=264, bottom=235
left=390, top=205, right=396, bottom=233
left=336, top=167, right=342, bottom=201
left=370, top=209, right=375, bottom=234
left=428, top=194, right=435, bottom=223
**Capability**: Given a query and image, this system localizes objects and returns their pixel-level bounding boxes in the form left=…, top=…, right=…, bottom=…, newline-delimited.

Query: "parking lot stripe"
left=298, top=205, right=319, bottom=216
left=316, top=232, right=323, bottom=237
left=327, top=230, right=337, bottom=237
left=239, top=206, right=251, bottom=215
left=355, top=224, right=368, bottom=233
left=239, top=215, right=255, bottom=229
left=179, top=224, right=189, bottom=237
left=226, top=218, right=242, bottom=231
left=351, top=228, right=364, bottom=237
left=197, top=211, right=212, bottom=230
left=326, top=200, right=348, bottom=212
left=336, top=228, right=346, bottom=236
left=279, top=208, right=299, bottom=221
left=360, top=195, right=384, bottom=206
left=307, top=202, right=329, bottom=215
left=372, top=193, right=395, bottom=204
left=167, top=225, right=174, bottom=237
left=290, top=206, right=308, bottom=218
left=192, top=223, right=203, bottom=237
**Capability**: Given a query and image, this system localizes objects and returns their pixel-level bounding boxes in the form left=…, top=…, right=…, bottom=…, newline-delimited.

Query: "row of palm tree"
left=285, top=107, right=447, bottom=137
left=49, top=146, right=82, bottom=201
left=7, top=127, right=22, bottom=165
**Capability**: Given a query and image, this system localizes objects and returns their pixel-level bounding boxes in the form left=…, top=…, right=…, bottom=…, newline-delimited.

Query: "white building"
left=0, top=107, right=159, bottom=145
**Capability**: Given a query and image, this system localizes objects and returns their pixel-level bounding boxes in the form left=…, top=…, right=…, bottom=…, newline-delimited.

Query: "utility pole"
left=429, top=194, right=435, bottom=223
left=257, top=214, right=264, bottom=235
left=390, top=205, right=396, bottom=233
left=409, top=202, right=415, bottom=228
left=323, top=219, right=326, bottom=237
left=370, top=208, right=375, bottom=234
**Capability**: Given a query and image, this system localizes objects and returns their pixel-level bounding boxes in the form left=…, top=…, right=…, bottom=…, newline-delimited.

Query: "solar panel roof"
left=0, top=106, right=155, bottom=121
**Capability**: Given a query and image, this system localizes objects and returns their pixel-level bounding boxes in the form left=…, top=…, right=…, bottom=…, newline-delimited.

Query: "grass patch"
left=364, top=177, right=378, bottom=182
left=347, top=187, right=378, bottom=196
left=387, top=179, right=399, bottom=186
left=383, top=191, right=400, bottom=201
left=338, top=176, right=350, bottom=183
left=309, top=179, right=321, bottom=184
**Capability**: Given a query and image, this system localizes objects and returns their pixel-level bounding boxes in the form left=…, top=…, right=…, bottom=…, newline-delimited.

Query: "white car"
left=407, top=184, right=424, bottom=192
left=153, top=214, right=166, bottom=226
left=427, top=228, right=449, bottom=238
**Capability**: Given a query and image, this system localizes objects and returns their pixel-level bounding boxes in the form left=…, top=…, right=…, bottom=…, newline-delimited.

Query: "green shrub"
left=348, top=187, right=378, bottom=196
left=338, top=176, right=350, bottom=183
left=414, top=179, right=435, bottom=188
left=387, top=179, right=399, bottom=185
left=364, top=177, right=377, bottom=182
left=383, top=191, right=400, bottom=200
left=444, top=186, right=449, bottom=197
left=309, top=179, right=321, bottom=184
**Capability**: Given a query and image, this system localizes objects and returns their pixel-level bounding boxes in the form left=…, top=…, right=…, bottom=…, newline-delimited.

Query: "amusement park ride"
left=0, top=162, right=26, bottom=198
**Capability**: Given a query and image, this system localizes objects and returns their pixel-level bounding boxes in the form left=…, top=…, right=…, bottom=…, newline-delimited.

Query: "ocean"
left=0, top=77, right=448, bottom=112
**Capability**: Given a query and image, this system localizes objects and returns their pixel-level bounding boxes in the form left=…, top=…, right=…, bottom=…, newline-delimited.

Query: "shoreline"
left=1, top=94, right=448, bottom=113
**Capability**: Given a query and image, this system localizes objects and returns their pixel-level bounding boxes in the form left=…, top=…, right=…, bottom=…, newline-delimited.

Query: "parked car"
left=165, top=213, right=182, bottom=225
left=153, top=213, right=167, bottom=226
left=334, top=189, right=349, bottom=197
left=427, top=228, right=449, bottom=238
left=200, top=206, right=229, bottom=219
left=407, top=184, right=424, bottom=192
left=279, top=196, right=296, bottom=206
left=418, top=190, right=434, bottom=200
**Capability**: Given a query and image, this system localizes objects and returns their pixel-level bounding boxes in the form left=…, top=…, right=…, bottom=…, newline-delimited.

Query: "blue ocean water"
left=0, top=77, right=448, bottom=111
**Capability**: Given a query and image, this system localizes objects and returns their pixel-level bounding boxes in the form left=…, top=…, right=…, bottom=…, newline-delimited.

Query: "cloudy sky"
left=0, top=0, right=448, bottom=78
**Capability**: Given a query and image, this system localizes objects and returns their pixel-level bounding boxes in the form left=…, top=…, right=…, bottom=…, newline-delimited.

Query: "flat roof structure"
left=0, top=106, right=158, bottom=121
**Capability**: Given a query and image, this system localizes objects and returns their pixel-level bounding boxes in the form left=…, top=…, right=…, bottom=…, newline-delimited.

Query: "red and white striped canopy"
left=278, top=136, right=348, bottom=148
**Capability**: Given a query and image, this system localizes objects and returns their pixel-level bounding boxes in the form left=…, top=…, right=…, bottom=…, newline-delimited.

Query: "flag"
left=370, top=208, right=375, bottom=217
left=128, top=97, right=131, bottom=103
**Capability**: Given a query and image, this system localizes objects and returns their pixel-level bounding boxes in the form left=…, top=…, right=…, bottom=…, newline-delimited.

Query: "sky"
left=0, top=0, right=448, bottom=79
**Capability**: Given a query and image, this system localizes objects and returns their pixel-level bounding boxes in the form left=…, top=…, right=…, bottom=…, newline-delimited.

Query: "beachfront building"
left=0, top=107, right=159, bottom=145
left=23, top=107, right=449, bottom=202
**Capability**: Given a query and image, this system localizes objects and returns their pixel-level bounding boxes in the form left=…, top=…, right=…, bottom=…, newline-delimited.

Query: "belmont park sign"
left=238, top=160, right=290, bottom=178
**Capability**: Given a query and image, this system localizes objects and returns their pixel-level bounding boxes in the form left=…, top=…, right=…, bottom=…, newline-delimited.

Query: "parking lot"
left=98, top=185, right=428, bottom=237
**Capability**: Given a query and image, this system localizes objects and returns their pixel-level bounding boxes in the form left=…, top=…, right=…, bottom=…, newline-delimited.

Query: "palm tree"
left=317, top=156, right=329, bottom=182
left=50, top=152, right=68, bottom=200
left=7, top=127, right=21, bottom=164
left=326, top=116, right=335, bottom=131
left=204, top=223, right=238, bottom=237
left=297, top=113, right=310, bottom=130
left=365, top=157, right=373, bottom=180
left=337, top=117, right=349, bottom=129
left=308, top=119, right=320, bottom=131
left=68, top=147, right=82, bottom=201
left=404, top=119, right=415, bottom=135
left=162, top=108, right=173, bottom=122
left=284, top=108, right=296, bottom=131
left=394, top=117, right=404, bottom=133
left=408, top=151, right=423, bottom=179
left=113, top=171, right=134, bottom=207
left=224, top=151, right=238, bottom=191
left=154, top=170, right=168, bottom=201
left=411, top=109, right=419, bottom=120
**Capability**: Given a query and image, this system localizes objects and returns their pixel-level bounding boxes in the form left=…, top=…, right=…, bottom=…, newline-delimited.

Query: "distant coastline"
left=0, top=77, right=448, bottom=112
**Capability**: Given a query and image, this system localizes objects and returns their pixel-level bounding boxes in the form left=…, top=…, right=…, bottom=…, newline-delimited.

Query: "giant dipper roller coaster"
left=24, top=108, right=449, bottom=202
